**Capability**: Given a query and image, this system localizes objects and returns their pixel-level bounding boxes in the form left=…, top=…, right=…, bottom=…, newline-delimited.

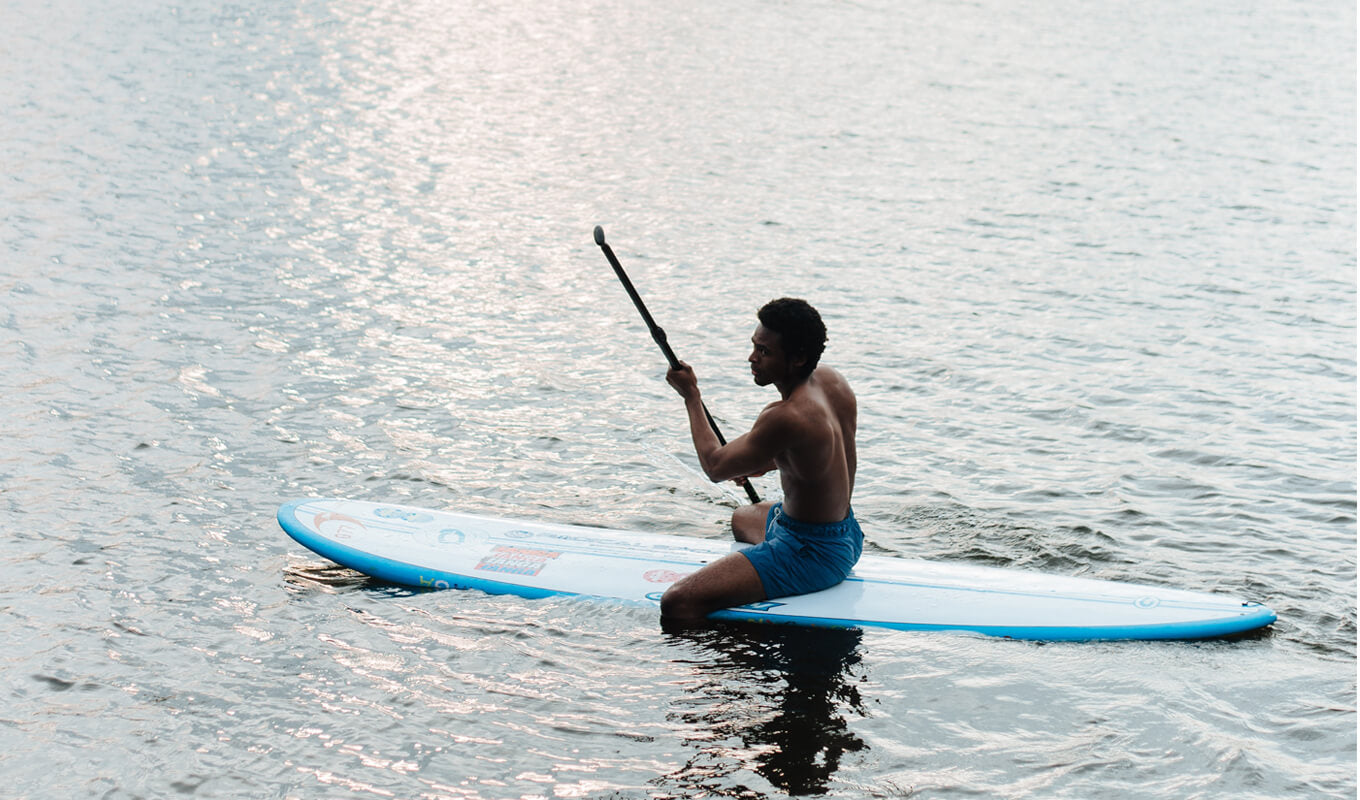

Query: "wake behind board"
left=277, top=499, right=1276, bottom=641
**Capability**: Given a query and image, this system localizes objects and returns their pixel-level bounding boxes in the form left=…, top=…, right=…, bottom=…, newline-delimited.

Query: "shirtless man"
left=660, top=297, right=860, bottom=622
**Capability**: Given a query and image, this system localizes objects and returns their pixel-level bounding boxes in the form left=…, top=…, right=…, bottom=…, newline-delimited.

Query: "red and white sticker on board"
left=475, top=546, right=560, bottom=577
left=643, top=569, right=690, bottom=584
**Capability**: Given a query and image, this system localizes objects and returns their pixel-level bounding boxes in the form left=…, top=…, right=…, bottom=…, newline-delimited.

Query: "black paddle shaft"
left=593, top=226, right=762, bottom=505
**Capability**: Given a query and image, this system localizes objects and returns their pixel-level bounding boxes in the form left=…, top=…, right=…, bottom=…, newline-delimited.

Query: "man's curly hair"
left=757, top=298, right=827, bottom=380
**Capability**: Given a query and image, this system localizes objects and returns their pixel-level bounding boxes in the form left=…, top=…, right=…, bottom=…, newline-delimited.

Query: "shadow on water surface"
left=656, top=620, right=869, bottom=797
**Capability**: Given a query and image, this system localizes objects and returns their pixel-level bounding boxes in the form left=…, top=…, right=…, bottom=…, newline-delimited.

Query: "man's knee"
left=731, top=502, right=771, bottom=544
left=659, top=585, right=704, bottom=621
left=659, top=553, right=766, bottom=623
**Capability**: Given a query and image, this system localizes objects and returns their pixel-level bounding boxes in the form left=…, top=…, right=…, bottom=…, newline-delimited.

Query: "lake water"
left=1, top=0, right=1355, bottom=797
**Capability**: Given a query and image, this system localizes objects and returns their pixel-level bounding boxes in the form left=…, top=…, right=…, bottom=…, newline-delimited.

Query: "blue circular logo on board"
left=1134, top=596, right=1160, bottom=609
left=373, top=507, right=434, bottom=524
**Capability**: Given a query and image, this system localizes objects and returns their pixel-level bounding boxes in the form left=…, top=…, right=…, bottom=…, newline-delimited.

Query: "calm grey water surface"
left=1, top=0, right=1354, bottom=797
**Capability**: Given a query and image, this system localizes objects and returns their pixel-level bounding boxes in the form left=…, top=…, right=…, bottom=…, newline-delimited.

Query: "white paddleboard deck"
left=277, top=499, right=1275, bottom=641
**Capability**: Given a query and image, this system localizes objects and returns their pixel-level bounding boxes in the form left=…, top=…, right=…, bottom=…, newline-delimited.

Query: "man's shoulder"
left=809, top=366, right=855, bottom=404
left=753, top=393, right=817, bottom=438
left=770, top=373, right=847, bottom=425
left=812, top=364, right=851, bottom=388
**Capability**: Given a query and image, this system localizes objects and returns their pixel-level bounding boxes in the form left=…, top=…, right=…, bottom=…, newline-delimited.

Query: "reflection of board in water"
left=282, top=563, right=372, bottom=593
left=659, top=621, right=866, bottom=796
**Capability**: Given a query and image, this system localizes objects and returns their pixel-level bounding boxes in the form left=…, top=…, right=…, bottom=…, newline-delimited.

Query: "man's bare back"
left=760, top=365, right=857, bottom=524
left=659, top=299, right=861, bottom=622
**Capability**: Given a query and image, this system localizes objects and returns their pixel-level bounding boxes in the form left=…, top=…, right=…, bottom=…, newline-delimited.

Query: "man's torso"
left=768, top=366, right=857, bottom=523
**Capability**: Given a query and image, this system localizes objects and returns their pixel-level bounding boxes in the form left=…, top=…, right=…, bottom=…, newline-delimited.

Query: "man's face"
left=748, top=324, right=794, bottom=386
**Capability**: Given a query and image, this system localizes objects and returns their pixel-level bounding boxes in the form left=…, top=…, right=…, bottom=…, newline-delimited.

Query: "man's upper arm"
left=702, top=406, right=795, bottom=482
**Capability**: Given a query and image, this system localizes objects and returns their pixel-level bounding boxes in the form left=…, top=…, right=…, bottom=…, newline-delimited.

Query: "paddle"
left=594, top=225, right=762, bottom=504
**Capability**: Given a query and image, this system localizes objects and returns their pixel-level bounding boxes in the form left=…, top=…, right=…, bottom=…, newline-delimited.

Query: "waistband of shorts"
left=771, top=503, right=859, bottom=538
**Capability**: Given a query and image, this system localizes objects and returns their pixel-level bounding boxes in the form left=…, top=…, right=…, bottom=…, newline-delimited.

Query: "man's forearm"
left=684, top=395, right=724, bottom=478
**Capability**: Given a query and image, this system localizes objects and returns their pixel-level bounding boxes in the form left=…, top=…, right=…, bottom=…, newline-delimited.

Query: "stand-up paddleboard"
left=277, top=498, right=1275, bottom=641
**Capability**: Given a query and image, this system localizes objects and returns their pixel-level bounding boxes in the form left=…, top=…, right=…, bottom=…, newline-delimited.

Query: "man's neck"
left=774, top=372, right=812, bottom=400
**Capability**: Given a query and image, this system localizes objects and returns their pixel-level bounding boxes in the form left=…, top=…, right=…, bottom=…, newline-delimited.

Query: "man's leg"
left=659, top=552, right=765, bottom=621
left=731, top=501, right=774, bottom=544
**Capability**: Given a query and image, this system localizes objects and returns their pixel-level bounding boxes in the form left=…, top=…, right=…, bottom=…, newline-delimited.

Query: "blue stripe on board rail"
left=711, top=604, right=1277, bottom=641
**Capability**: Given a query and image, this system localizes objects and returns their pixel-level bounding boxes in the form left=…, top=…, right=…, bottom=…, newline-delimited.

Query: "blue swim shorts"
left=740, top=503, right=864, bottom=599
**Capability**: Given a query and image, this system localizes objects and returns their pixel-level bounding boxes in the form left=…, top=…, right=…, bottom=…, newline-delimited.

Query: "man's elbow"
left=702, top=462, right=745, bottom=484
left=698, top=459, right=732, bottom=483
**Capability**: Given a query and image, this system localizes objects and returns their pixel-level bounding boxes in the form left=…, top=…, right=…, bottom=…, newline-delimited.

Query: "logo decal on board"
left=643, top=569, right=690, bottom=584
left=475, top=546, right=561, bottom=576
left=373, top=507, right=434, bottom=524
left=737, top=601, right=787, bottom=612
left=314, top=512, right=366, bottom=540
